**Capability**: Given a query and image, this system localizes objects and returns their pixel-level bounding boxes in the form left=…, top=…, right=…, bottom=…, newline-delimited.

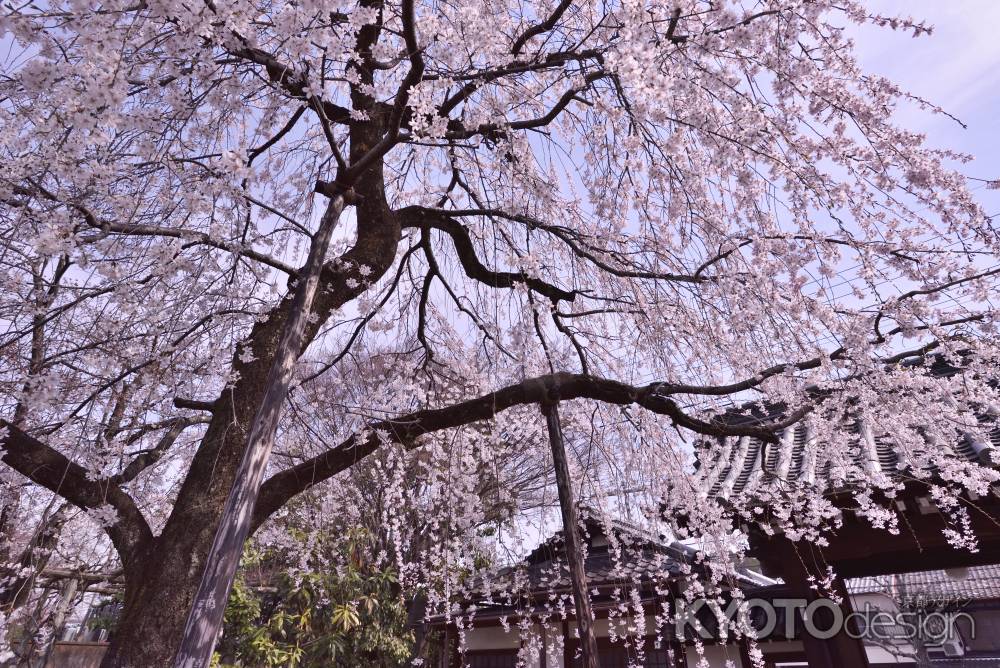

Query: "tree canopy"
left=1, top=0, right=998, bottom=665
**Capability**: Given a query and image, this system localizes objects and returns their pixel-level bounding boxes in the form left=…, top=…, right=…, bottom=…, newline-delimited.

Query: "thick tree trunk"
left=99, top=95, right=398, bottom=668
left=101, top=261, right=399, bottom=666
left=98, top=539, right=201, bottom=666
left=97, top=6, right=400, bottom=663
left=98, top=300, right=295, bottom=667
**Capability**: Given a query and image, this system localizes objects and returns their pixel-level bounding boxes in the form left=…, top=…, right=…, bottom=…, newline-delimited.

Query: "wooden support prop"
left=542, top=398, right=599, bottom=668
left=175, top=194, right=346, bottom=667
left=40, top=577, right=80, bottom=666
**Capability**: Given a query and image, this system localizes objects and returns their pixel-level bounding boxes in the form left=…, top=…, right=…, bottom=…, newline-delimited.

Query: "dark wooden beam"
left=830, top=537, right=1000, bottom=578
left=751, top=489, right=1000, bottom=578
left=772, top=542, right=870, bottom=668
left=543, top=400, right=599, bottom=668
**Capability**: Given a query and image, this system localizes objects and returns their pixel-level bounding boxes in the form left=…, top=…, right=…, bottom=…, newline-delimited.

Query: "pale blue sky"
left=853, top=1, right=1000, bottom=217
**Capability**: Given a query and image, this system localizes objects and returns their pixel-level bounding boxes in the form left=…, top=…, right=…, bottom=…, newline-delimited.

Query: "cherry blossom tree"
left=1, top=0, right=999, bottom=665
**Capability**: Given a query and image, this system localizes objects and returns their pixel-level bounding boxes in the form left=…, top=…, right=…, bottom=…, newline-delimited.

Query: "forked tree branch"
left=399, top=206, right=578, bottom=302
left=511, top=0, right=574, bottom=56
left=0, top=420, right=152, bottom=568
left=251, top=372, right=810, bottom=531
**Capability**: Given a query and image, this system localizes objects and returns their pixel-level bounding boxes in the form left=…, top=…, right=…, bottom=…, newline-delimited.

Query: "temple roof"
left=691, top=417, right=998, bottom=501
left=465, top=508, right=771, bottom=611
left=691, top=357, right=1000, bottom=500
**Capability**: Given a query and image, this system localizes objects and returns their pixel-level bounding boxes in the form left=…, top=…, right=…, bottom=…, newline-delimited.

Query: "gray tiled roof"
left=692, top=358, right=1000, bottom=499
left=692, top=415, right=998, bottom=500
left=923, top=658, right=1000, bottom=666
left=848, top=564, right=1000, bottom=604
left=484, top=545, right=688, bottom=595
left=469, top=510, right=772, bottom=604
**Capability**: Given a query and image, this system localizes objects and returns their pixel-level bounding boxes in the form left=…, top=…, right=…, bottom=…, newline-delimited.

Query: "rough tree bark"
left=109, top=237, right=395, bottom=659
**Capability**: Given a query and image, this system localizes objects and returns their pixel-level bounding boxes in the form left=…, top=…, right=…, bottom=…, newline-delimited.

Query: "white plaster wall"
left=851, top=592, right=918, bottom=663
left=851, top=592, right=902, bottom=614
left=459, top=597, right=916, bottom=668
left=865, top=645, right=914, bottom=664
left=563, top=615, right=661, bottom=640
left=461, top=622, right=564, bottom=668
left=463, top=625, right=521, bottom=651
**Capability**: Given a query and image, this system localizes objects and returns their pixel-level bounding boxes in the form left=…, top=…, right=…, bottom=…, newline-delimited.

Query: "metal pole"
left=542, top=399, right=599, bottom=668
left=175, top=194, right=346, bottom=667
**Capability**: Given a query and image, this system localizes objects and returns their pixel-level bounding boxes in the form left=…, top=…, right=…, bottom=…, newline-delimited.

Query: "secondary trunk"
left=175, top=195, right=346, bottom=667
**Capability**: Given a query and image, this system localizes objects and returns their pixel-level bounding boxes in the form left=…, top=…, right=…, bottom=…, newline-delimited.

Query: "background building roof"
left=848, top=564, right=1000, bottom=605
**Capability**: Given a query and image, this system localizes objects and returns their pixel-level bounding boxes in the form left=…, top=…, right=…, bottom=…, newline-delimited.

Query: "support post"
left=668, top=640, right=687, bottom=668
left=175, top=194, right=346, bottom=667
left=40, top=577, right=80, bottom=667
left=778, top=544, right=870, bottom=668
left=539, top=621, right=548, bottom=668
left=50, top=576, right=79, bottom=640
left=441, top=625, right=459, bottom=668
left=542, top=399, right=599, bottom=668
left=737, top=635, right=754, bottom=668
